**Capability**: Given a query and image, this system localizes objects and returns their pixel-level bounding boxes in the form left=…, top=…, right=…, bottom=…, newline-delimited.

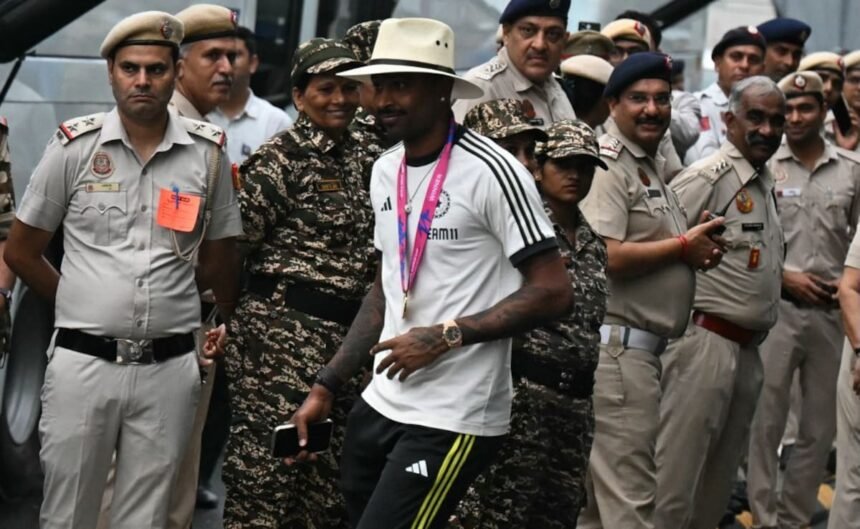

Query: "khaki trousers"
left=577, top=331, right=662, bottom=529
left=747, top=301, right=842, bottom=529
left=98, top=341, right=216, bottom=529
left=827, top=339, right=860, bottom=529
left=39, top=347, right=200, bottom=529
left=655, top=323, right=763, bottom=529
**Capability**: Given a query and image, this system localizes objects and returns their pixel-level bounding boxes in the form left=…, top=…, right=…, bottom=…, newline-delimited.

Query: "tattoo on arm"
left=458, top=284, right=558, bottom=347
left=326, top=267, right=386, bottom=383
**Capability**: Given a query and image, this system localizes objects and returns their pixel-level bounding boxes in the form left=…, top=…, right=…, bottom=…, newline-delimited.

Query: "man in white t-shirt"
left=207, top=26, right=293, bottom=163
left=290, top=17, right=573, bottom=529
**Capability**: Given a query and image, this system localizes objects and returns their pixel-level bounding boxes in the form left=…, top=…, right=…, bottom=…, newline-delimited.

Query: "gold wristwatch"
left=442, top=319, right=462, bottom=349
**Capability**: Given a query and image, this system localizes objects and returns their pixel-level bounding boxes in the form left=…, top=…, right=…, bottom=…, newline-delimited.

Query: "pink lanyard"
left=396, top=120, right=456, bottom=318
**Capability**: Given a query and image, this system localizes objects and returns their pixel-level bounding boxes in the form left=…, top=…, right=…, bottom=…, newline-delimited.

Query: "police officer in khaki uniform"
left=565, top=30, right=614, bottom=61
left=841, top=51, right=860, bottom=153
left=559, top=54, right=613, bottom=129
left=171, top=4, right=237, bottom=120
left=829, top=212, right=860, bottom=529
left=0, top=119, right=17, bottom=348
left=577, top=53, right=725, bottom=529
left=799, top=52, right=856, bottom=151
left=4, top=11, right=242, bottom=529
left=655, top=76, right=786, bottom=529
left=745, top=72, right=860, bottom=529
left=453, top=0, right=574, bottom=126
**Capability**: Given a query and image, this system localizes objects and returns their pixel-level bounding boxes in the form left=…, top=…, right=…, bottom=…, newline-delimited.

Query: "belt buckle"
left=116, top=339, right=154, bottom=364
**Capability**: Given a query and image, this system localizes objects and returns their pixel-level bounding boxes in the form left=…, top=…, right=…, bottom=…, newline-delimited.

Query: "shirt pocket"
left=75, top=190, right=128, bottom=246
left=826, top=195, right=852, bottom=229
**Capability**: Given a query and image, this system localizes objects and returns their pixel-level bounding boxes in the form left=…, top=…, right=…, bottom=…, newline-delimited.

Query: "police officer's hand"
left=834, top=109, right=860, bottom=151
left=371, top=325, right=449, bottom=381
left=287, top=385, right=334, bottom=464
left=682, top=212, right=726, bottom=270
left=783, top=271, right=833, bottom=306
left=201, top=324, right=227, bottom=365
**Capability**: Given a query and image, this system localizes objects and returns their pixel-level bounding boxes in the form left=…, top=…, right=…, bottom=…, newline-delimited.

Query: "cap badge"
left=665, top=55, right=673, bottom=71
left=230, top=10, right=238, bottom=27
left=549, top=0, right=561, bottom=8
left=800, top=30, right=808, bottom=41
left=838, top=57, right=845, bottom=69
left=91, top=151, right=114, bottom=178
left=794, top=74, right=807, bottom=89
left=161, top=19, right=174, bottom=39
left=634, top=22, right=646, bottom=36
left=747, top=26, right=759, bottom=34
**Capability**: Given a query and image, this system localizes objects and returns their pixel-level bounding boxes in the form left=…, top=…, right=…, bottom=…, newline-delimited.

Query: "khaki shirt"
left=16, top=108, right=243, bottom=339
left=770, top=140, right=860, bottom=280
left=0, top=119, right=16, bottom=239
left=170, top=90, right=205, bottom=121
left=670, top=142, right=785, bottom=331
left=453, top=47, right=574, bottom=126
left=580, top=120, right=694, bottom=338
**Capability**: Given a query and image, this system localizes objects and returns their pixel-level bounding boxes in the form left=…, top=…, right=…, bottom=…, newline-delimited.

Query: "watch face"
left=444, top=326, right=462, bottom=343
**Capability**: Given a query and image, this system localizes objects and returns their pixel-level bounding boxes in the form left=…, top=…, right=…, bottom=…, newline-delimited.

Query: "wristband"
left=314, top=366, right=344, bottom=395
left=677, top=235, right=689, bottom=260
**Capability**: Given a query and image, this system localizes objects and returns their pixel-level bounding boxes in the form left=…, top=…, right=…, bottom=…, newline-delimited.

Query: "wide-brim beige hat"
left=338, top=18, right=484, bottom=100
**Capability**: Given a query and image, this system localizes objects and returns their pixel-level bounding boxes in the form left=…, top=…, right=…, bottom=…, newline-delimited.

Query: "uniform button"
left=141, top=169, right=147, bottom=175
left=137, top=279, right=144, bottom=287
left=138, top=242, right=145, bottom=250
left=136, top=320, right=143, bottom=328
left=141, top=205, right=147, bottom=212
left=98, top=202, right=106, bottom=210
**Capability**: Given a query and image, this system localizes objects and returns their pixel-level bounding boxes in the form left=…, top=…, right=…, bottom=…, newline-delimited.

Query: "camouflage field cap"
left=536, top=119, right=608, bottom=169
left=343, top=20, right=381, bottom=63
left=463, top=98, right=548, bottom=141
left=291, top=38, right=362, bottom=84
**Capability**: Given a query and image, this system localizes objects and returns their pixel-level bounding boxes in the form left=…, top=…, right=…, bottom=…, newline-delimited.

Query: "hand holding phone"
left=271, top=419, right=334, bottom=458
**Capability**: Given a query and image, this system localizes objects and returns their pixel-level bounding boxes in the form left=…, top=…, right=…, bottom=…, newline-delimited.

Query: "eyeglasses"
left=513, top=23, right=566, bottom=44
left=624, top=92, right=672, bottom=107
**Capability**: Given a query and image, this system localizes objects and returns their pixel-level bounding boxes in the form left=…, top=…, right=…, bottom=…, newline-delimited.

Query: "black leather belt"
left=511, top=351, right=595, bottom=400
left=55, top=328, right=194, bottom=364
left=246, top=275, right=361, bottom=327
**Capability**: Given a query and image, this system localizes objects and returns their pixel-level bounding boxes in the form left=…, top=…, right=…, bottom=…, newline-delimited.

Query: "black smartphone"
left=270, top=419, right=334, bottom=458
left=578, top=21, right=600, bottom=31
left=833, top=97, right=853, bottom=136
left=705, top=212, right=727, bottom=236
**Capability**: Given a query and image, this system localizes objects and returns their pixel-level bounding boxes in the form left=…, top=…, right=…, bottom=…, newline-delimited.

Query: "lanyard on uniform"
left=396, top=120, right=456, bottom=318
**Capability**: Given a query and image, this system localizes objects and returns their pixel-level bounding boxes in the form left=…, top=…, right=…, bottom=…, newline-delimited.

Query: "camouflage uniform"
left=452, top=117, right=609, bottom=529
left=222, top=39, right=374, bottom=529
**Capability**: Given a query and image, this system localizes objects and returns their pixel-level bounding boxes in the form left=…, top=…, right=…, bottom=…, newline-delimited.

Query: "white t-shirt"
left=362, top=128, right=557, bottom=436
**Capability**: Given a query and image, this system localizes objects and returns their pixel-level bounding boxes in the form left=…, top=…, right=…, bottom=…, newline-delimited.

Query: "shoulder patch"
left=57, top=112, right=105, bottom=146
left=179, top=116, right=227, bottom=148
left=702, top=157, right=732, bottom=183
left=474, top=57, right=507, bottom=81
left=598, top=136, right=622, bottom=160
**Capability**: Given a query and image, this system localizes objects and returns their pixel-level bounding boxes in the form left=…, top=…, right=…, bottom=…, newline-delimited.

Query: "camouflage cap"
left=535, top=119, right=608, bottom=169
left=565, top=30, right=615, bottom=59
left=291, top=38, right=362, bottom=85
left=343, top=20, right=381, bottom=63
left=463, top=98, right=548, bottom=141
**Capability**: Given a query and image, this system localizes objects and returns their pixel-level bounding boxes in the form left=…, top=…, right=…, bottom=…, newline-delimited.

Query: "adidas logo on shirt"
left=405, top=459, right=429, bottom=477
left=380, top=196, right=392, bottom=212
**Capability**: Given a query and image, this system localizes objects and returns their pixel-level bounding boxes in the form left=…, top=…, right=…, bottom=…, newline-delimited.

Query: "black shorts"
left=340, top=397, right=504, bottom=529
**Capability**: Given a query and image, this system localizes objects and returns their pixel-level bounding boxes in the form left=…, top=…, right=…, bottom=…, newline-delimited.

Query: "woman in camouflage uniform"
left=455, top=103, right=609, bottom=528
left=222, top=39, right=374, bottom=529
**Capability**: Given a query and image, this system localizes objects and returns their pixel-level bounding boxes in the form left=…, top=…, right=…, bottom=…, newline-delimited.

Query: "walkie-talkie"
left=705, top=174, right=757, bottom=236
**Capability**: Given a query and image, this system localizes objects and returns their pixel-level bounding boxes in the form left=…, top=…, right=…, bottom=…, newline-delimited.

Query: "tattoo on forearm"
left=458, top=284, right=559, bottom=347
left=327, top=281, right=386, bottom=382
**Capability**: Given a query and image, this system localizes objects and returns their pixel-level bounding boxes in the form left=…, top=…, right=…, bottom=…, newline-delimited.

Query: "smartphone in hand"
left=833, top=97, right=853, bottom=136
left=270, top=419, right=334, bottom=458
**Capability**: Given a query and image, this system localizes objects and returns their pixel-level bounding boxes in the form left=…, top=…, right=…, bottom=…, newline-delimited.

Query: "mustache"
left=747, top=131, right=780, bottom=148
left=635, top=116, right=665, bottom=126
left=212, top=75, right=232, bottom=86
left=526, top=52, right=548, bottom=61
left=376, top=106, right=405, bottom=118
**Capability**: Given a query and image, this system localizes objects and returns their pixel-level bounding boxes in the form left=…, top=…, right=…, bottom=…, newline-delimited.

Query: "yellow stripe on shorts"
left=410, top=434, right=476, bottom=529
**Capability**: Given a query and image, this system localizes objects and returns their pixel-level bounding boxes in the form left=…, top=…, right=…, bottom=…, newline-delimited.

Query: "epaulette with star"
left=598, top=136, right=622, bottom=160
left=179, top=116, right=227, bottom=148
left=702, top=157, right=732, bottom=183
left=473, top=56, right=507, bottom=81
left=56, top=112, right=105, bottom=145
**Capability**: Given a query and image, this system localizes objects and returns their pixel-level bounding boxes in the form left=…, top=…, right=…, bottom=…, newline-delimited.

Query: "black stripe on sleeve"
left=459, top=132, right=543, bottom=245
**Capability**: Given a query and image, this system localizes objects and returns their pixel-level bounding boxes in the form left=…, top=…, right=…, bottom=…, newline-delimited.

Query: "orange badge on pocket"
left=748, top=247, right=760, bottom=269
left=231, top=162, right=243, bottom=190
left=157, top=188, right=201, bottom=232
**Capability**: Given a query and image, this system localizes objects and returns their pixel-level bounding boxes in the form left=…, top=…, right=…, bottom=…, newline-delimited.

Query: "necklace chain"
left=405, top=160, right=439, bottom=213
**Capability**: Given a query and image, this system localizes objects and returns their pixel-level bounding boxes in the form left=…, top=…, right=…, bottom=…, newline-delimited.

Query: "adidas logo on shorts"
left=405, top=459, right=429, bottom=477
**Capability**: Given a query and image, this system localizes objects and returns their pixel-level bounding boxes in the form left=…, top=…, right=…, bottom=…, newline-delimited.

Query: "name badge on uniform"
left=742, top=223, right=764, bottom=232
left=647, top=189, right=662, bottom=198
left=776, top=187, right=802, bottom=198
left=316, top=179, right=344, bottom=193
left=241, top=143, right=252, bottom=156
left=85, top=182, right=120, bottom=193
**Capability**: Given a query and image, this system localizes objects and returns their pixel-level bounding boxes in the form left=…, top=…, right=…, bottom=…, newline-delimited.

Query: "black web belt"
left=246, top=275, right=361, bottom=327
left=55, top=328, right=195, bottom=364
left=511, top=350, right=595, bottom=400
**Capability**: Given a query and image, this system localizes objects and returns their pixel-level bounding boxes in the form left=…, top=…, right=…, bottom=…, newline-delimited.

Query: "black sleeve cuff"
left=510, top=238, right=558, bottom=268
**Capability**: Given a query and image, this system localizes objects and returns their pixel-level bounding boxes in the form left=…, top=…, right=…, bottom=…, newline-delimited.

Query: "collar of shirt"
left=722, top=141, right=774, bottom=188
left=499, top=47, right=543, bottom=95
left=211, top=89, right=263, bottom=123
left=292, top=113, right=338, bottom=154
left=98, top=107, right=195, bottom=153
left=170, top=89, right=206, bottom=120
left=774, top=137, right=840, bottom=172
left=702, top=82, right=729, bottom=106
